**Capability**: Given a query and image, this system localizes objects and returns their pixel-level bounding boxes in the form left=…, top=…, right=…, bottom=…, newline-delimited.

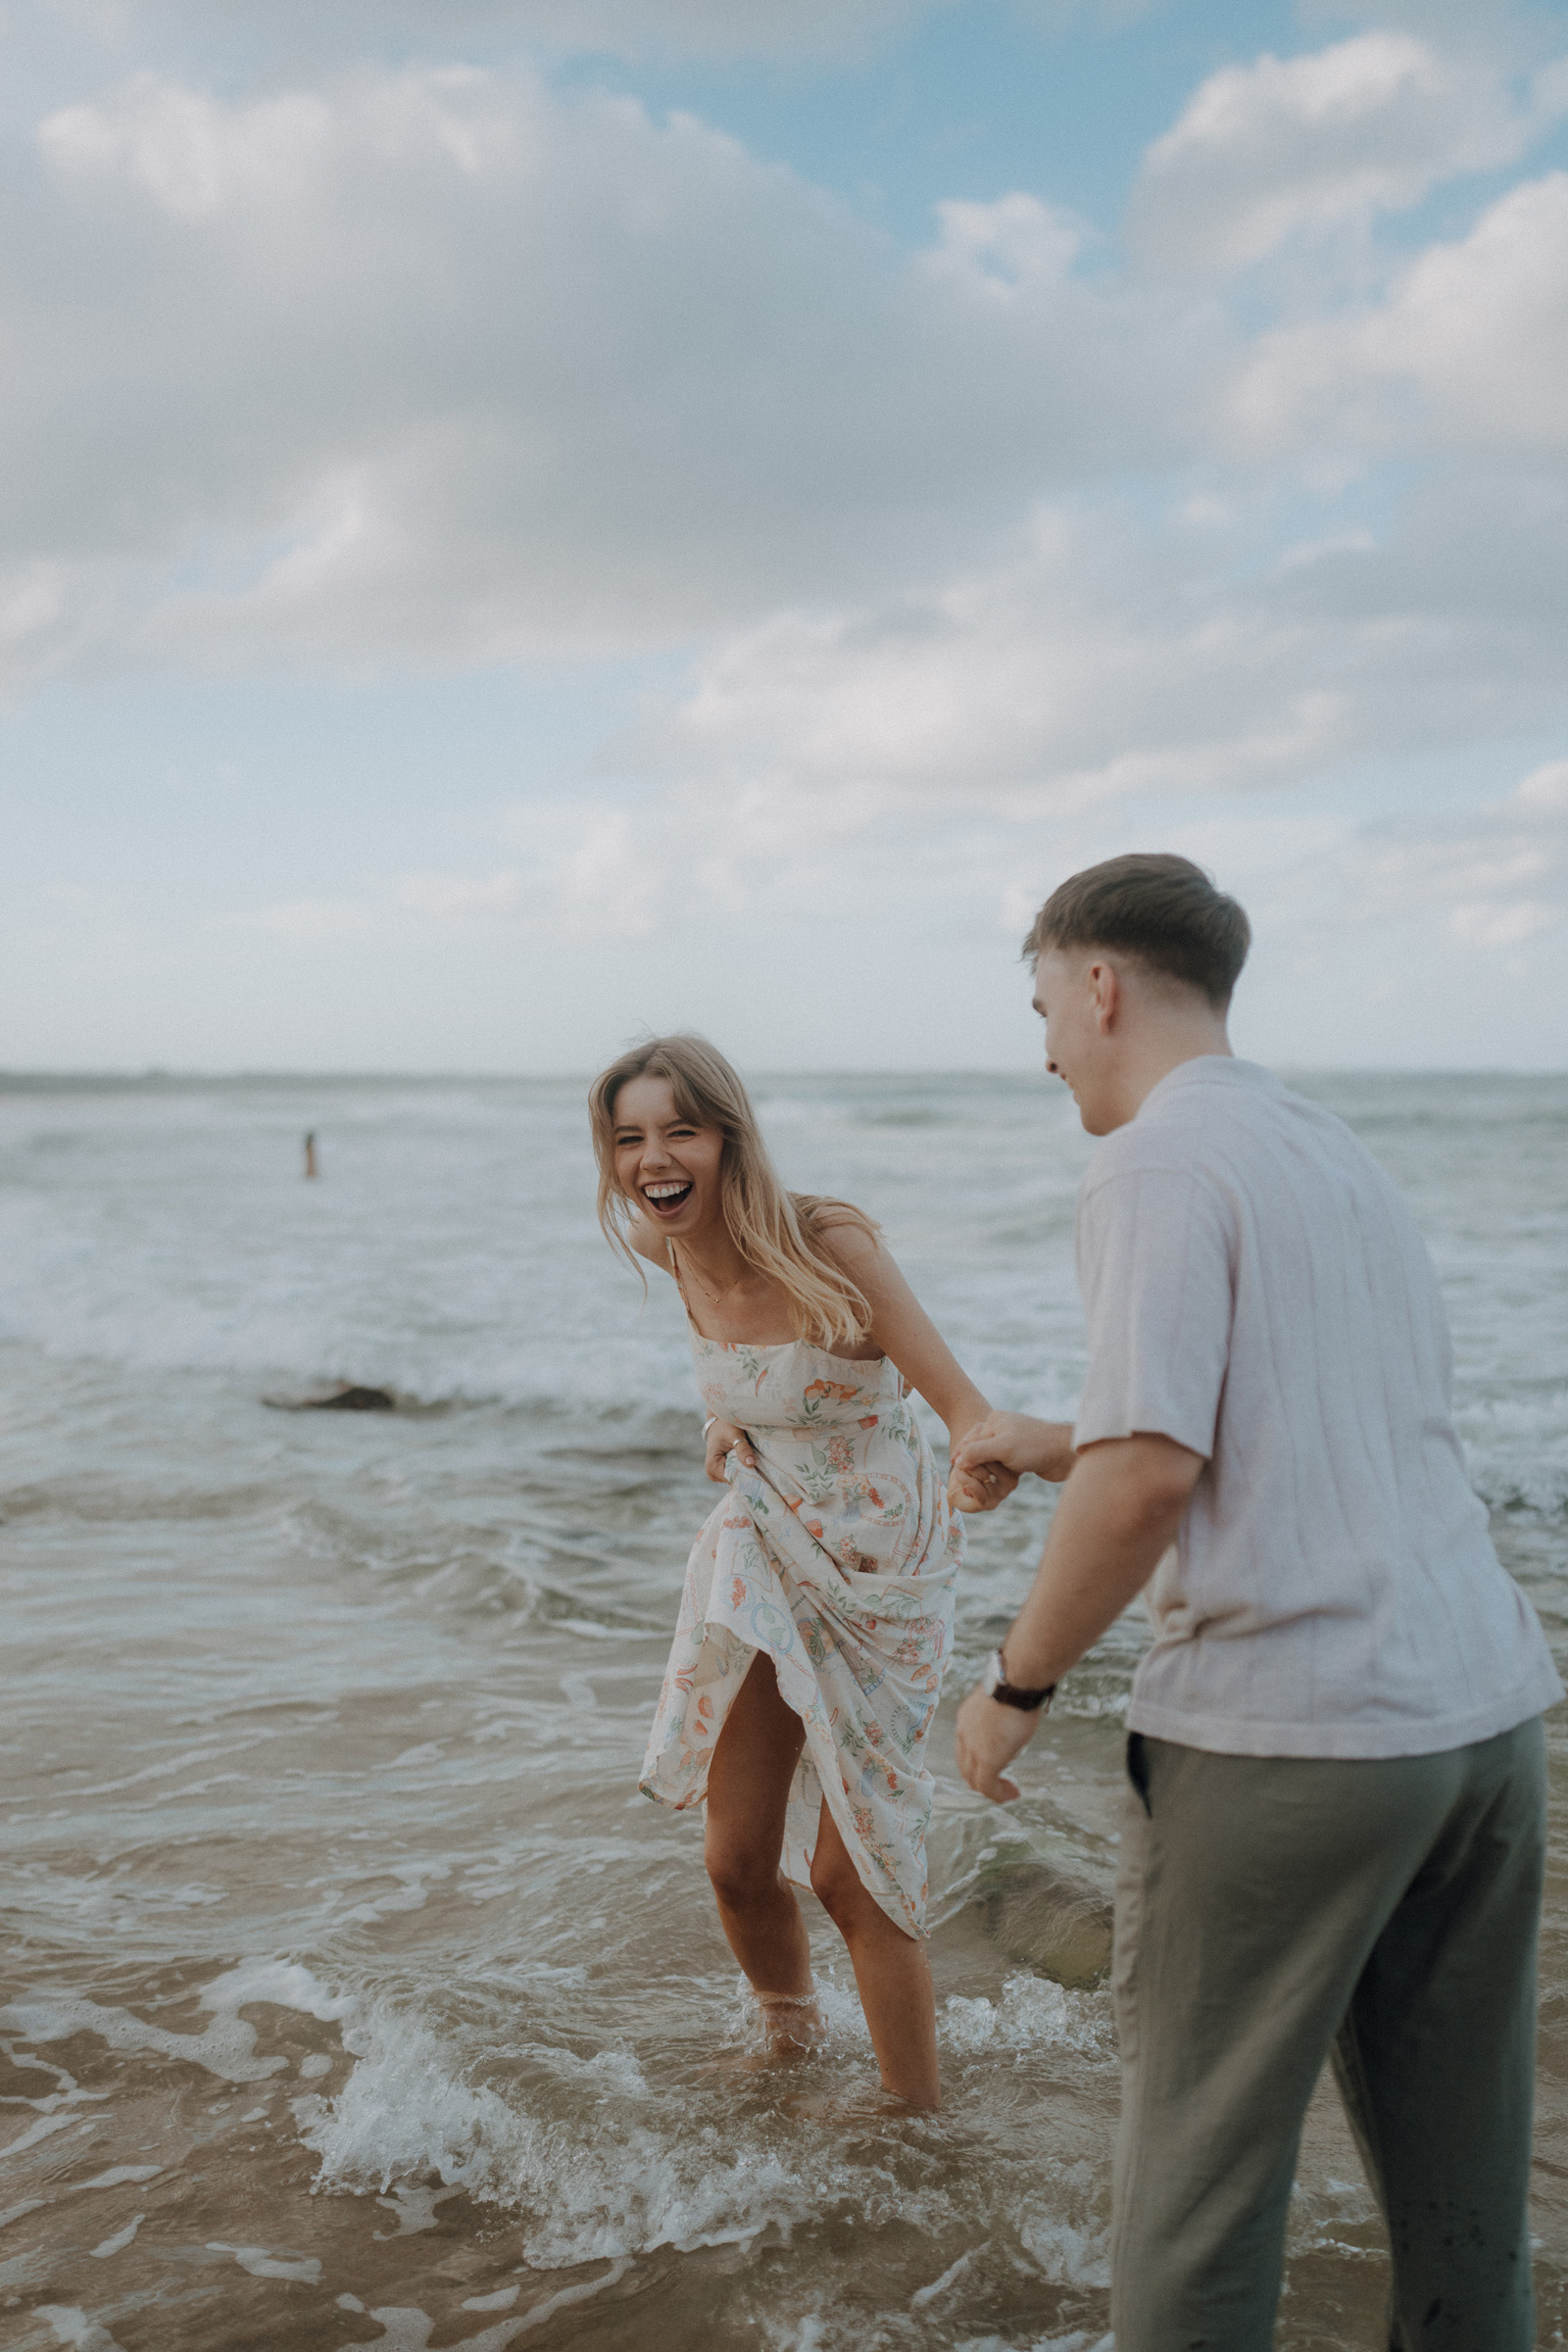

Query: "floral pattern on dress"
left=639, top=1333, right=962, bottom=1938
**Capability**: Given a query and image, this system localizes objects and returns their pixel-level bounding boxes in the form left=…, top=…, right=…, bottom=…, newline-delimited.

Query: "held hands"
left=951, top=1411, right=1075, bottom=1510
left=705, top=1419, right=757, bottom=1483
left=955, top=1683, right=1042, bottom=1802
left=949, top=1459, right=1022, bottom=1514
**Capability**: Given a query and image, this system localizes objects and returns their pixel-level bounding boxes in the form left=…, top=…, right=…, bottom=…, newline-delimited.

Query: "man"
left=953, top=853, right=1561, bottom=2352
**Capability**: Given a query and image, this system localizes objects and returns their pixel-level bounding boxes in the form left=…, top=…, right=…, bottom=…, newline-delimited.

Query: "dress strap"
left=666, top=1243, right=702, bottom=1335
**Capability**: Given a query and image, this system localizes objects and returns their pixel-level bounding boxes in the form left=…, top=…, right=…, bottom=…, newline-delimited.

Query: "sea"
left=2, top=1069, right=1565, bottom=2352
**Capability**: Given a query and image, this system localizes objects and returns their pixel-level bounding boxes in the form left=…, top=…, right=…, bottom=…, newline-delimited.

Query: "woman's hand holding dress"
left=704, top=1418, right=757, bottom=1481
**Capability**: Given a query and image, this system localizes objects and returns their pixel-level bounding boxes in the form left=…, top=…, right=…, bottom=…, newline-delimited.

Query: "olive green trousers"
left=1110, top=1715, right=1546, bottom=2351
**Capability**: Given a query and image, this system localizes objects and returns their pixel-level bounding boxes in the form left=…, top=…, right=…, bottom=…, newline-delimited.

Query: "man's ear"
left=1089, top=958, right=1119, bottom=1034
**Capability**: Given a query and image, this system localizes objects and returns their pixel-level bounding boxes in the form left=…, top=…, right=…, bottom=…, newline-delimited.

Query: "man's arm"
left=954, top=1432, right=1204, bottom=1801
left=952, top=1408, right=1075, bottom=1488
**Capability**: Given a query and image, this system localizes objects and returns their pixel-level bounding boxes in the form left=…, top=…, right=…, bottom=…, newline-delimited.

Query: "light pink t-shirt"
left=1074, top=1056, right=1561, bottom=1758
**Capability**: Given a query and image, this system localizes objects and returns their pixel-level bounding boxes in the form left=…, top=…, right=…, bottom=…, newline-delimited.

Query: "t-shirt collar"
left=1135, top=1054, right=1277, bottom=1121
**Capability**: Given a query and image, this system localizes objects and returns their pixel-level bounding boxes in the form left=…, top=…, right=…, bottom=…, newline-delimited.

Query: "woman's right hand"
left=705, top=1419, right=758, bottom=1482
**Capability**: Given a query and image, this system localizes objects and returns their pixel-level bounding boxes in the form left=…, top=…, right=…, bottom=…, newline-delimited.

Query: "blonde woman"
left=590, top=1036, right=1068, bottom=2109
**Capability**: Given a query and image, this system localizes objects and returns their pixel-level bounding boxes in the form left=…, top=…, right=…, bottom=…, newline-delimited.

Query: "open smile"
left=643, top=1180, right=694, bottom=1217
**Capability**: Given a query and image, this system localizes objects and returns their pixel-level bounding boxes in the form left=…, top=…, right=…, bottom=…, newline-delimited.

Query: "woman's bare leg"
left=809, top=1799, right=941, bottom=2109
left=704, top=1653, right=818, bottom=2048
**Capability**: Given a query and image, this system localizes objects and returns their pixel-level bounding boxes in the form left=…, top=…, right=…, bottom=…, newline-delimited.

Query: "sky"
left=2, top=0, right=1567, bottom=1073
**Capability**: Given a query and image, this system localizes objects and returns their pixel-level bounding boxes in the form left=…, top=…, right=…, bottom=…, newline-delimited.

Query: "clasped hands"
left=704, top=1409, right=1074, bottom=1509
left=947, top=1411, right=1075, bottom=1513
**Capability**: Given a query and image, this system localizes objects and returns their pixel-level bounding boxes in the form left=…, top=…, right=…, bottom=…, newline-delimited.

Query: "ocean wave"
left=298, top=2004, right=883, bottom=2265
left=1459, top=1393, right=1568, bottom=1518
left=293, top=1966, right=1109, bottom=2270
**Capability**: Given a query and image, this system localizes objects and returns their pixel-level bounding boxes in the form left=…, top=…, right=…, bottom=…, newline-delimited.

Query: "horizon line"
left=3, top=1063, right=1567, bottom=1088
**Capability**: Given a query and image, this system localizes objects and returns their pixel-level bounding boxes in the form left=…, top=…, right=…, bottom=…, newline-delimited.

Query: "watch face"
left=982, top=1649, right=1004, bottom=1697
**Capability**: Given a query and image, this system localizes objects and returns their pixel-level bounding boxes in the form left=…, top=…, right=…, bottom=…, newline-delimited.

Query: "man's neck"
left=1108, top=1019, right=1232, bottom=1129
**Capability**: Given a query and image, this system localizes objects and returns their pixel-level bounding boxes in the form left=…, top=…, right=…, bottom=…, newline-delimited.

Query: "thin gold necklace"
left=675, top=1244, right=746, bottom=1308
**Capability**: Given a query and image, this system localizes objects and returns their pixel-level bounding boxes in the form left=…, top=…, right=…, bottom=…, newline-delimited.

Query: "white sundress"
left=639, top=1324, right=963, bottom=1938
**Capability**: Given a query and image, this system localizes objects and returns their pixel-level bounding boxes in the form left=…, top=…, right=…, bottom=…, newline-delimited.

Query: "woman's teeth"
left=645, top=1181, right=692, bottom=1211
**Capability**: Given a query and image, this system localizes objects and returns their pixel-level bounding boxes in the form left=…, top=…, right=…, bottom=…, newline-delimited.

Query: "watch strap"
left=986, top=1646, right=1056, bottom=1712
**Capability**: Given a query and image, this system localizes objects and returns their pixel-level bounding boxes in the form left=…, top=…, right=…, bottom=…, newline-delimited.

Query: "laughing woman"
left=590, top=1036, right=1065, bottom=2109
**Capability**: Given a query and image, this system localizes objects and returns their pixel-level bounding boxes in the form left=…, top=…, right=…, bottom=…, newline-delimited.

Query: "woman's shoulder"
left=793, top=1193, right=882, bottom=1269
left=624, top=1210, right=674, bottom=1271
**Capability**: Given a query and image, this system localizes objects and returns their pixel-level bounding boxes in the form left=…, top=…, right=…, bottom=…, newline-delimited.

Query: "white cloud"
left=0, top=64, right=1196, bottom=693
left=636, top=468, right=1568, bottom=807
left=42, top=0, right=950, bottom=67
left=1, top=14, right=1566, bottom=1079
left=2, top=30, right=1559, bottom=715
left=215, top=750, right=1568, bottom=1022
left=1236, top=171, right=1568, bottom=453
left=1353, top=759, right=1568, bottom=948
left=1129, top=30, right=1565, bottom=274
left=233, top=800, right=668, bottom=949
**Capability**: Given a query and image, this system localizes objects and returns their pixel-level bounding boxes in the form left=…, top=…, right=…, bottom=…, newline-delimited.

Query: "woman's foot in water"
left=756, top=1987, right=824, bottom=2056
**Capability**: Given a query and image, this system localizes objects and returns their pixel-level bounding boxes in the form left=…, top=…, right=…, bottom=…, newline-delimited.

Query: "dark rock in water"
left=264, top=1384, right=398, bottom=1413
left=969, top=1855, right=1114, bottom=1987
left=307, top=1385, right=396, bottom=1412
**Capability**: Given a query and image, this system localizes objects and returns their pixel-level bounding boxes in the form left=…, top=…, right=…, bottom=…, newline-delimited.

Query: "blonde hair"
left=587, top=1034, right=878, bottom=1348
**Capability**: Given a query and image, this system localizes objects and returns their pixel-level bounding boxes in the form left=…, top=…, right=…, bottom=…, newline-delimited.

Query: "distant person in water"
left=951, top=854, right=1562, bottom=2350
left=588, top=1035, right=1073, bottom=2109
left=303, top=1131, right=318, bottom=1180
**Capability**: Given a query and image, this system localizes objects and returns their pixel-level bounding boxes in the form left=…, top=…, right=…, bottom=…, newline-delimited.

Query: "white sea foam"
left=295, top=2003, right=808, bottom=2262
left=291, top=1990, right=981, bottom=2267
left=958, top=2337, right=1112, bottom=2352
left=347, top=2269, right=629, bottom=2352
left=0, top=2110, right=88, bottom=2161
left=2, top=1993, right=284, bottom=2083
left=941, top=1975, right=1111, bottom=2058
left=291, top=1957, right=1113, bottom=2276
left=207, top=2240, right=322, bottom=2281
left=1457, top=1392, right=1568, bottom=1517
left=0, top=1962, right=353, bottom=2088
left=1017, top=2214, right=1110, bottom=2290
left=35, top=2312, right=128, bottom=2352
left=89, top=2212, right=144, bottom=2258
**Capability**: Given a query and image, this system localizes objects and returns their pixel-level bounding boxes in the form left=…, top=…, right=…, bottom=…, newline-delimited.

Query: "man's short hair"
left=1022, top=854, right=1250, bottom=1008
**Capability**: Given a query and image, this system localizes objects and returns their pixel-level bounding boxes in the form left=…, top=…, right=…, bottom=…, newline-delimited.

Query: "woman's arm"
left=819, top=1220, right=991, bottom=1446
left=820, top=1222, right=1070, bottom=1512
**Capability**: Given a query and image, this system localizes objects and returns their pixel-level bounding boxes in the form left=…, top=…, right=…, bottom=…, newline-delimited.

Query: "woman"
left=590, top=1035, right=1027, bottom=2110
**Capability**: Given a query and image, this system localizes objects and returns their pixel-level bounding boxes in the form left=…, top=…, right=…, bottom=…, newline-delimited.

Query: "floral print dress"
left=640, top=1328, right=963, bottom=1939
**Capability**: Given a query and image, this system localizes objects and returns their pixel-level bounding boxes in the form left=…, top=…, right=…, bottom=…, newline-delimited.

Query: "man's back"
left=1073, top=1055, right=1560, bottom=1756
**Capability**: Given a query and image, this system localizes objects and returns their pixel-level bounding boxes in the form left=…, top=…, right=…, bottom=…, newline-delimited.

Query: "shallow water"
left=2, top=1069, right=1565, bottom=2351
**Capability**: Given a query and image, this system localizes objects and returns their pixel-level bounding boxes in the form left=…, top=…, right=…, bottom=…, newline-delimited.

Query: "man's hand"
left=953, top=1433, right=1206, bottom=1804
left=949, top=1460, right=1022, bottom=1514
left=705, top=1419, right=757, bottom=1482
left=955, top=1687, right=1040, bottom=1801
left=953, top=1411, right=1075, bottom=1488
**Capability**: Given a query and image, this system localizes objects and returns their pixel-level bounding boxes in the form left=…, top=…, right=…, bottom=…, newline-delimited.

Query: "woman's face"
left=611, top=1075, right=726, bottom=1242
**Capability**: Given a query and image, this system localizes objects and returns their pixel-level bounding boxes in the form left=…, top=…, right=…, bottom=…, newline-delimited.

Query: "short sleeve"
left=1073, top=1166, right=1234, bottom=1458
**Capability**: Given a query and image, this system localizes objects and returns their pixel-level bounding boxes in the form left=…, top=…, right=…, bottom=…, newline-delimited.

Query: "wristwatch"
left=983, top=1647, right=1056, bottom=1712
